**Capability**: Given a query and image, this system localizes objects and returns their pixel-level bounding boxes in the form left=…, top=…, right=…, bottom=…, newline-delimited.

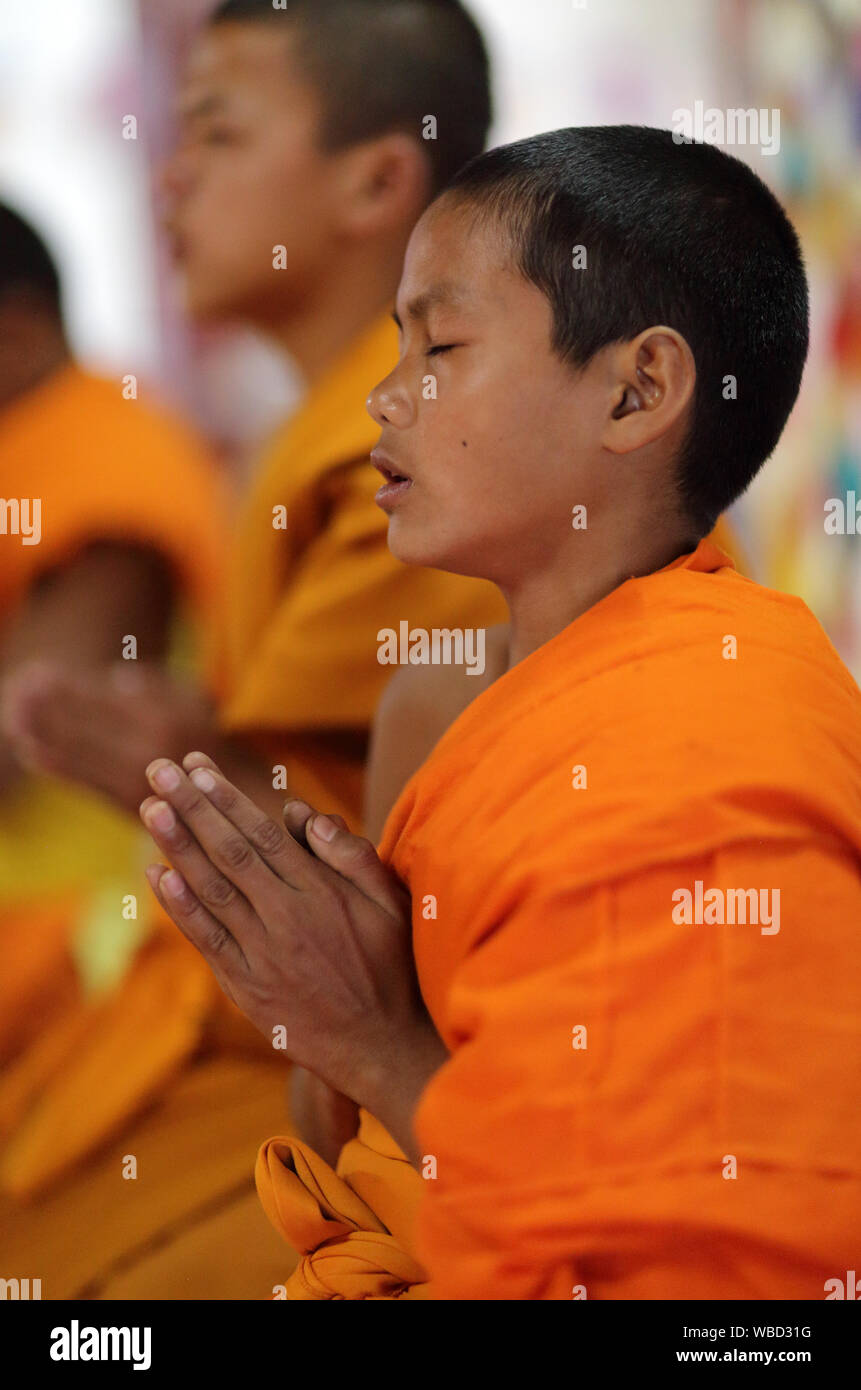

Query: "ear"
left=333, top=132, right=431, bottom=239
left=600, top=327, right=695, bottom=455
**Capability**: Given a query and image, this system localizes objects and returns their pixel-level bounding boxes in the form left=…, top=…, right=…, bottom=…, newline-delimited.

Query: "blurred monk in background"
left=0, top=200, right=225, bottom=1066
left=0, top=0, right=505, bottom=1299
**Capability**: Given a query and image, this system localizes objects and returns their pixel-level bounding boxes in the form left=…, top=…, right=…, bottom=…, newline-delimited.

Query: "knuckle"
left=182, top=790, right=208, bottom=818
left=219, top=834, right=256, bottom=872
left=200, top=873, right=237, bottom=908
left=204, top=923, right=233, bottom=957
left=319, top=876, right=348, bottom=913
left=169, top=824, right=195, bottom=853
left=250, top=817, right=286, bottom=857
left=347, top=836, right=379, bottom=867
left=178, top=890, right=206, bottom=919
left=213, top=779, right=237, bottom=808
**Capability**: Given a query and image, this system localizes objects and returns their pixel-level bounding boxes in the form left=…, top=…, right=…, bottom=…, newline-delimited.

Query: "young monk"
left=6, top=0, right=502, bottom=826
left=0, top=0, right=505, bottom=1300
left=0, top=201, right=224, bottom=1065
left=141, top=126, right=861, bottom=1300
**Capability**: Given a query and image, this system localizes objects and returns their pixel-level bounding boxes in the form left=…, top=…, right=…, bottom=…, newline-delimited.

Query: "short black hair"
left=209, top=0, right=492, bottom=197
left=444, top=126, right=809, bottom=534
left=0, top=201, right=62, bottom=316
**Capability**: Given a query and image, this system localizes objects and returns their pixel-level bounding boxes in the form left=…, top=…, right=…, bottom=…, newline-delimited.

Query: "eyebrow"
left=177, top=92, right=227, bottom=123
left=392, top=282, right=468, bottom=330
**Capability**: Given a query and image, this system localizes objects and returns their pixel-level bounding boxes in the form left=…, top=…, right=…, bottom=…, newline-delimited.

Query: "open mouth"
left=372, top=454, right=411, bottom=485
left=372, top=452, right=414, bottom=509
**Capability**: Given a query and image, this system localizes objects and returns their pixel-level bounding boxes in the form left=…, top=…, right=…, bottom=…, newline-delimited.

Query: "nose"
left=366, top=368, right=415, bottom=428
left=159, top=146, right=194, bottom=208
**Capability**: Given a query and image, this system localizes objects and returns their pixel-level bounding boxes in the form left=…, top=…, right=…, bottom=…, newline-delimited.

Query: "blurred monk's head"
left=368, top=126, right=809, bottom=584
left=0, top=203, right=68, bottom=413
left=162, top=0, right=491, bottom=330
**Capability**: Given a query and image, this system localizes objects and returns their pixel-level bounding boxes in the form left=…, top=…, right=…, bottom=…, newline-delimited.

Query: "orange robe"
left=0, top=319, right=507, bottom=1298
left=258, top=537, right=861, bottom=1299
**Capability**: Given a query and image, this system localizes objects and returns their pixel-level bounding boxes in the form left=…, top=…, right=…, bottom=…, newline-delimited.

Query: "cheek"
left=427, top=388, right=536, bottom=499
left=193, top=139, right=309, bottom=215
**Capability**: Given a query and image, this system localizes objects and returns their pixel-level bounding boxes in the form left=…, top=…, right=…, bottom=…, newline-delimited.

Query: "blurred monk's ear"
left=333, top=132, right=431, bottom=239
left=601, top=326, right=696, bottom=455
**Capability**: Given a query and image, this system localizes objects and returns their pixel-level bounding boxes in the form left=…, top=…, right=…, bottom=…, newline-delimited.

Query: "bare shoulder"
left=364, top=623, right=509, bottom=841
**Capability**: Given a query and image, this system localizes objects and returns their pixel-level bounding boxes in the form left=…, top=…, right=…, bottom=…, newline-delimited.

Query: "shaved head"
left=209, top=0, right=492, bottom=195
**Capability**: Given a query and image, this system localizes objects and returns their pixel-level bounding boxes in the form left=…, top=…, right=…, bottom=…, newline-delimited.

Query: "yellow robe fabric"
left=0, top=318, right=507, bottom=1298
left=257, top=538, right=861, bottom=1299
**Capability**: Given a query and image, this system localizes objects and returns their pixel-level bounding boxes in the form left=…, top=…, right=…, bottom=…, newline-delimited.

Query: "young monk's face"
left=368, top=199, right=610, bottom=586
left=162, top=22, right=341, bottom=322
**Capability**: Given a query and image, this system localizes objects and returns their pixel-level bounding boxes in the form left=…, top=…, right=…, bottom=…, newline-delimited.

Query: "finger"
left=280, top=799, right=348, bottom=848
left=140, top=791, right=265, bottom=944
left=161, top=759, right=313, bottom=890
left=182, top=749, right=225, bottom=776
left=144, top=862, right=247, bottom=995
left=305, top=815, right=409, bottom=919
left=285, top=800, right=349, bottom=839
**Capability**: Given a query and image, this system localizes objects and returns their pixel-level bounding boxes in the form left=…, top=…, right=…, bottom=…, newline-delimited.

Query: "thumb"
left=282, top=799, right=346, bottom=847
left=306, top=813, right=409, bottom=921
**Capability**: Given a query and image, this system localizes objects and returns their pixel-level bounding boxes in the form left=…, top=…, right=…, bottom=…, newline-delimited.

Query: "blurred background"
left=1, top=0, right=859, bottom=671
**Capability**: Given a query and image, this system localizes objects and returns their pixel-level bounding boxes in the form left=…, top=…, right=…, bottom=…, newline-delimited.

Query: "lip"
left=371, top=450, right=414, bottom=511
left=162, top=218, right=189, bottom=265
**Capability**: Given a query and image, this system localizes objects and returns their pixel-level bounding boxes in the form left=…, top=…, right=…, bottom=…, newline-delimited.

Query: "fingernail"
left=310, top=813, right=337, bottom=842
left=190, top=768, right=216, bottom=792
left=152, top=762, right=181, bottom=791
left=162, top=869, right=186, bottom=898
left=147, top=801, right=176, bottom=833
left=145, top=864, right=163, bottom=889
left=283, top=799, right=313, bottom=820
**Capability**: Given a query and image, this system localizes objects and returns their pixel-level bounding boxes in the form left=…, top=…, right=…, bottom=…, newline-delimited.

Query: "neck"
left=264, top=244, right=403, bottom=387
left=503, top=518, right=700, bottom=669
left=0, top=335, right=69, bottom=413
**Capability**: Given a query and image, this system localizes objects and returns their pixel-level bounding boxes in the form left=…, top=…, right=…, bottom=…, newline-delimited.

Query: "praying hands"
left=139, top=752, right=448, bottom=1167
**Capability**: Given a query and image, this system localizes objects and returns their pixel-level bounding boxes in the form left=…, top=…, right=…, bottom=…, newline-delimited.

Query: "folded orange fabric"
left=257, top=1111, right=428, bottom=1300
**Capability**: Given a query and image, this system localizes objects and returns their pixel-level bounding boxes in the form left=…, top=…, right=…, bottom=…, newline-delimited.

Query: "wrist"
left=357, top=1014, right=449, bottom=1165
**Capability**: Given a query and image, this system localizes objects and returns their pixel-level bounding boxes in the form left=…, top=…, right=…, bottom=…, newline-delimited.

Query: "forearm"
left=289, top=1066, right=360, bottom=1167
left=357, top=1019, right=450, bottom=1168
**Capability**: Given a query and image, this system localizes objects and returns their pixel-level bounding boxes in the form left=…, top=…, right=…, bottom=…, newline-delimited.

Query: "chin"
left=181, top=267, right=253, bottom=323
left=181, top=282, right=226, bottom=321
left=182, top=287, right=236, bottom=322
left=387, top=519, right=482, bottom=579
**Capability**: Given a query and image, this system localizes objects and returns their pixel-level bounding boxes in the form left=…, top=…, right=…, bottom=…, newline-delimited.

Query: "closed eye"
left=426, top=343, right=458, bottom=357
